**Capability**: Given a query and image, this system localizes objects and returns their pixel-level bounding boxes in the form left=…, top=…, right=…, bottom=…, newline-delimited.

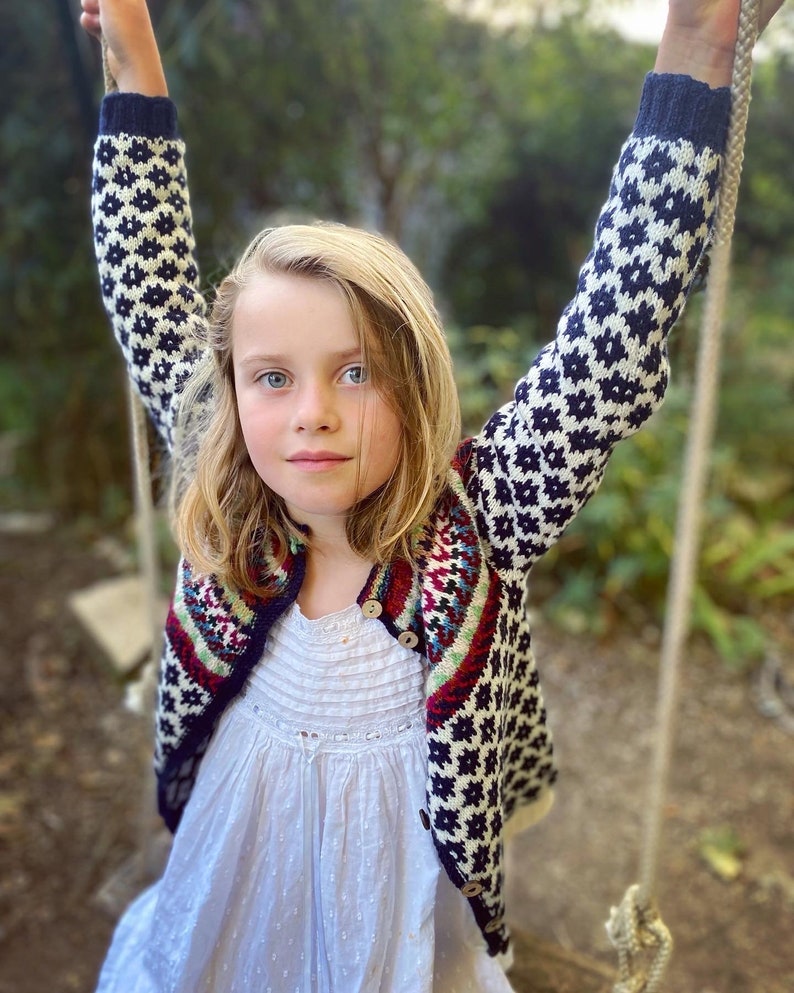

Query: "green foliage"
left=440, top=17, right=651, bottom=328
left=446, top=324, right=538, bottom=436
left=1, top=1, right=132, bottom=521
left=736, top=59, right=794, bottom=257
left=159, top=0, right=509, bottom=278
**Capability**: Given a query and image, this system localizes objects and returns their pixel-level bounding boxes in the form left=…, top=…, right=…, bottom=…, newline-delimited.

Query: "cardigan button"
left=484, top=916, right=504, bottom=933
left=361, top=598, right=382, bottom=618
left=397, top=630, right=419, bottom=649
left=419, top=808, right=431, bottom=830
left=461, top=881, right=483, bottom=898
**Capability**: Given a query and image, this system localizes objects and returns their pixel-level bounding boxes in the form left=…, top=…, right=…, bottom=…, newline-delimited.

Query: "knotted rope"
left=606, top=885, right=673, bottom=993
left=607, top=2, right=762, bottom=991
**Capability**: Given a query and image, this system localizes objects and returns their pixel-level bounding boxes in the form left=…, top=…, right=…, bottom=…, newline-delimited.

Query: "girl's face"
left=231, top=272, right=402, bottom=539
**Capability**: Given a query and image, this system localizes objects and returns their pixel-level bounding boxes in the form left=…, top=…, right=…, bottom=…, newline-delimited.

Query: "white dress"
left=96, top=603, right=515, bottom=992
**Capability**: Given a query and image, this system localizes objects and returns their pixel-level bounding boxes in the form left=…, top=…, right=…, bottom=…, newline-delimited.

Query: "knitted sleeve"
left=91, top=94, right=207, bottom=450
left=468, top=73, right=731, bottom=574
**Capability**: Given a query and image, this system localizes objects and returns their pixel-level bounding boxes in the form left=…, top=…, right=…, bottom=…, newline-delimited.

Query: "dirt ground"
left=1, top=522, right=792, bottom=993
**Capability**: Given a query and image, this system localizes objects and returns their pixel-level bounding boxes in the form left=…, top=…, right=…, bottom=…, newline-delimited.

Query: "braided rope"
left=101, top=37, right=117, bottom=95
left=607, top=3, right=762, bottom=991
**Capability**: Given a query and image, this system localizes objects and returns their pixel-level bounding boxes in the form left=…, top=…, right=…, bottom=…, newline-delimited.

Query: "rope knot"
left=606, top=884, right=673, bottom=993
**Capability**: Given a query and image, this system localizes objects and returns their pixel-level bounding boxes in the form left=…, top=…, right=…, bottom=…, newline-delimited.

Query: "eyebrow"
left=236, top=347, right=364, bottom=368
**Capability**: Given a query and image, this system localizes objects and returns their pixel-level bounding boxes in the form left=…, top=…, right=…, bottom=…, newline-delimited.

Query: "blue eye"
left=262, top=371, right=290, bottom=389
left=343, top=366, right=368, bottom=385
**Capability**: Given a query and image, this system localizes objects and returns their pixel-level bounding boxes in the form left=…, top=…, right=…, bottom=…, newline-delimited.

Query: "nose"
left=293, top=380, right=339, bottom=432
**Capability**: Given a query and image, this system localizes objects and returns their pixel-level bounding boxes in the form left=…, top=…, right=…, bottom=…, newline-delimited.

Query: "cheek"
left=371, top=405, right=403, bottom=473
left=386, top=410, right=403, bottom=456
left=236, top=400, right=276, bottom=462
left=225, top=379, right=260, bottom=455
left=235, top=403, right=256, bottom=450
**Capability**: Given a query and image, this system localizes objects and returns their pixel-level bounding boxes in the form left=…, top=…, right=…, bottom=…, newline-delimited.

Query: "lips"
left=287, top=450, right=352, bottom=471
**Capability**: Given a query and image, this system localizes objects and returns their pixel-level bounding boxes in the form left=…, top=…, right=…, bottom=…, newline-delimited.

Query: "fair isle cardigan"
left=91, top=73, right=730, bottom=957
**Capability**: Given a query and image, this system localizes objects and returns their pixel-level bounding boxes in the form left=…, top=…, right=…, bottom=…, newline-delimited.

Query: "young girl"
left=82, top=0, right=784, bottom=989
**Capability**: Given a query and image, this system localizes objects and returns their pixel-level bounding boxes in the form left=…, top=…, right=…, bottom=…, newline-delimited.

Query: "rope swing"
left=606, top=2, right=762, bottom=990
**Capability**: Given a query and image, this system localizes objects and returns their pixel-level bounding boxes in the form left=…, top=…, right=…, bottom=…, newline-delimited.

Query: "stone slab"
left=69, top=575, right=167, bottom=675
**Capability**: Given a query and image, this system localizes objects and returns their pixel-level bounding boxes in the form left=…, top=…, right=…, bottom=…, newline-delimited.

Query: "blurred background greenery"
left=2, top=0, right=792, bottom=664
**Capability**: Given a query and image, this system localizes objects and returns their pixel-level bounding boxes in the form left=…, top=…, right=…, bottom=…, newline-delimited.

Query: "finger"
left=80, top=12, right=103, bottom=39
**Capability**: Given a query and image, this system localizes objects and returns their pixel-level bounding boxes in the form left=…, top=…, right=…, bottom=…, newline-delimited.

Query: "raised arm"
left=84, top=0, right=207, bottom=447
left=465, top=0, right=788, bottom=574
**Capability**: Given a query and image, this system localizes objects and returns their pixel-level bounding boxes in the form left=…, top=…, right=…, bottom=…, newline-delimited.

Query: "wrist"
left=654, top=27, right=735, bottom=88
left=115, top=63, right=168, bottom=97
left=101, top=6, right=168, bottom=97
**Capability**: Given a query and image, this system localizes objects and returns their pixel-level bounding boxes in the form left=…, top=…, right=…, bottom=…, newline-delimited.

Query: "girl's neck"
left=298, top=533, right=375, bottom=620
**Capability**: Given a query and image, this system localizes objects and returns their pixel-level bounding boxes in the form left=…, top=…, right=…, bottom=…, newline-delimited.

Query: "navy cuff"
left=635, top=73, right=731, bottom=153
left=99, top=93, right=179, bottom=140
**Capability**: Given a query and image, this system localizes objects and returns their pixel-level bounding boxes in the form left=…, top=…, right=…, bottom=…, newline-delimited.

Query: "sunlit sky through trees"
left=598, top=0, right=668, bottom=42
left=445, top=0, right=668, bottom=40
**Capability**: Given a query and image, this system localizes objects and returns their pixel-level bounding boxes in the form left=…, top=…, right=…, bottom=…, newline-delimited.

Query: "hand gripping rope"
left=606, top=2, right=762, bottom=991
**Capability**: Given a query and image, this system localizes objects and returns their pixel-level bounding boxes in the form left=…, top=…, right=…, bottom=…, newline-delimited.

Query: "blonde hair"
left=172, top=222, right=461, bottom=595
